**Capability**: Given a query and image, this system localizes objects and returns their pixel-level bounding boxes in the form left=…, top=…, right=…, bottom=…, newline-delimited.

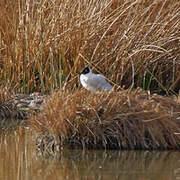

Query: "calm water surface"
left=0, top=128, right=179, bottom=180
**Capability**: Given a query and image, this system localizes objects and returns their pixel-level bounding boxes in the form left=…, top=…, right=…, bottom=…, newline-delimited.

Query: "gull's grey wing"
left=87, top=74, right=112, bottom=90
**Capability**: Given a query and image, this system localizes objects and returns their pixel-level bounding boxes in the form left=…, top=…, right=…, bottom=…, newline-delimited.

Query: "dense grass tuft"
left=31, top=89, right=180, bottom=150
left=0, top=0, right=179, bottom=94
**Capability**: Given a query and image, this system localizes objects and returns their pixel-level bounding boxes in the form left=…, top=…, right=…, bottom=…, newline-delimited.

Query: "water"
left=0, top=128, right=179, bottom=180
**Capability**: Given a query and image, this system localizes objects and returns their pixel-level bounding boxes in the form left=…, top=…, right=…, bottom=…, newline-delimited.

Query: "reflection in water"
left=0, top=128, right=179, bottom=180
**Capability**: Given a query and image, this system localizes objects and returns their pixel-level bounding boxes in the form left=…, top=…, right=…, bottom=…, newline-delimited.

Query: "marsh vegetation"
left=0, top=0, right=179, bottom=94
left=0, top=0, right=179, bottom=151
left=31, top=89, right=180, bottom=150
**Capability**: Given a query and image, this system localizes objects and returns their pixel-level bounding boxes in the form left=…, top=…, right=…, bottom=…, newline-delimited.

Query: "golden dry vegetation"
left=0, top=0, right=179, bottom=94
left=1, top=0, right=180, bottom=149
left=31, top=89, right=180, bottom=150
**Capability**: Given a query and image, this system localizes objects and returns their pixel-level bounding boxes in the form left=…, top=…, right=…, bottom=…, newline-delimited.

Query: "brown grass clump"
left=0, top=0, right=180, bottom=94
left=31, top=89, right=180, bottom=150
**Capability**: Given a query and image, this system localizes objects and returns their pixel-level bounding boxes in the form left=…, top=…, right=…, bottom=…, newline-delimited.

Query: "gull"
left=80, top=66, right=112, bottom=91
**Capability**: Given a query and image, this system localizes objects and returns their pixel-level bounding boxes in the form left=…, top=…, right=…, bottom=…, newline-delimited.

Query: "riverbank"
left=31, top=89, right=180, bottom=151
left=0, top=0, right=180, bottom=150
left=0, top=88, right=179, bottom=150
left=0, top=92, right=47, bottom=130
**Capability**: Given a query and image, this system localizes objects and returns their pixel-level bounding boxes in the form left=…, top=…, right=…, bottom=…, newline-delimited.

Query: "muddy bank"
left=0, top=93, right=47, bottom=130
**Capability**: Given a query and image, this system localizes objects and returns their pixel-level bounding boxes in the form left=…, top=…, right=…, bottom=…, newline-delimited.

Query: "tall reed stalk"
left=0, top=0, right=179, bottom=94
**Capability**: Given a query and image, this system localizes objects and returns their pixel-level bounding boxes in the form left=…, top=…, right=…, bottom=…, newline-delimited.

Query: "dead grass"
left=0, top=0, right=179, bottom=94
left=31, top=89, right=180, bottom=150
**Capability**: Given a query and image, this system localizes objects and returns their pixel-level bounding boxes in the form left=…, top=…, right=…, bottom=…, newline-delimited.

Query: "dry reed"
left=0, top=0, right=179, bottom=94
left=31, top=89, right=180, bottom=150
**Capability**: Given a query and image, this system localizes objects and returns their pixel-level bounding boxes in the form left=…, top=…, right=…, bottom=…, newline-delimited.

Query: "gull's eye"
left=81, top=67, right=90, bottom=74
left=84, top=67, right=89, bottom=74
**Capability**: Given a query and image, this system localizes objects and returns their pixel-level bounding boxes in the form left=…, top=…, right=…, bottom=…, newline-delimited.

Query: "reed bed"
left=0, top=0, right=180, bottom=94
left=31, top=89, right=180, bottom=150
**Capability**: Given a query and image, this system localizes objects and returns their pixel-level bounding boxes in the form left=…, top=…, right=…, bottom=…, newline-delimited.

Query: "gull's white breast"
left=80, top=72, right=112, bottom=91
